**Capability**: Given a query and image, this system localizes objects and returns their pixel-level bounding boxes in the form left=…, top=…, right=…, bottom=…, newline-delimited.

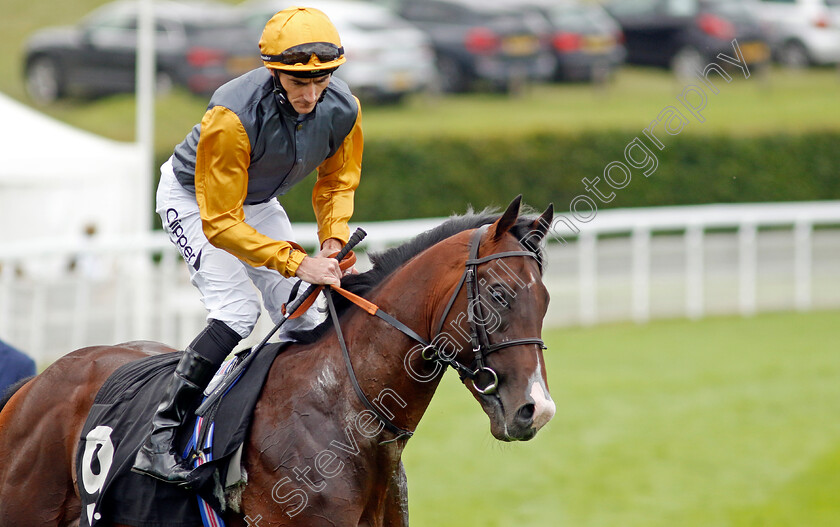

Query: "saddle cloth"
left=76, top=344, right=284, bottom=527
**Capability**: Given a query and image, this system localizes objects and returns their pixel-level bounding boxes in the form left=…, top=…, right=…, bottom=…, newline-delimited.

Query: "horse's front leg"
left=381, top=461, right=409, bottom=527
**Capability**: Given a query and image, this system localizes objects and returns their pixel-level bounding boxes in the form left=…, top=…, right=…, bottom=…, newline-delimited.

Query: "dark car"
left=603, top=0, right=771, bottom=78
left=381, top=0, right=555, bottom=93
left=520, top=0, right=626, bottom=82
left=23, top=0, right=262, bottom=104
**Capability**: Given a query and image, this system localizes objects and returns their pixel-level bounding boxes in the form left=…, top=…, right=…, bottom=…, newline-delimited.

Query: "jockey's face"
left=277, top=72, right=332, bottom=115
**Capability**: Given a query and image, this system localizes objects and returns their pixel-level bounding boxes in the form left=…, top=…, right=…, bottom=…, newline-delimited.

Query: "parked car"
left=23, top=0, right=262, bottom=104
left=517, top=0, right=626, bottom=82
left=603, top=0, right=771, bottom=78
left=738, top=0, right=840, bottom=67
left=240, top=0, right=437, bottom=103
left=379, top=0, right=555, bottom=93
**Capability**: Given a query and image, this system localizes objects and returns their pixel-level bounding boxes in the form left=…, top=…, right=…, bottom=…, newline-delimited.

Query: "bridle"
left=428, top=225, right=547, bottom=395
left=324, top=224, right=546, bottom=442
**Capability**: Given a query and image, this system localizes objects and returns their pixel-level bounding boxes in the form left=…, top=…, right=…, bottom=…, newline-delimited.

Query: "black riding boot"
left=131, top=347, right=217, bottom=484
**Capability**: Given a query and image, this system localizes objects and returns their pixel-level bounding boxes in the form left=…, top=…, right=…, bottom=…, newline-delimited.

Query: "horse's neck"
left=340, top=253, right=458, bottom=434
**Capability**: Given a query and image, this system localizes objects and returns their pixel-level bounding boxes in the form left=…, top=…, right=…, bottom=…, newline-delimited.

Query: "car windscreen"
left=702, top=0, right=760, bottom=23
left=184, top=20, right=254, bottom=50
left=548, top=6, right=614, bottom=32
left=341, top=10, right=414, bottom=32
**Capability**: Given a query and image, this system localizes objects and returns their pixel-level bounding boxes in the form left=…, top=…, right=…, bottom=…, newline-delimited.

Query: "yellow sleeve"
left=195, top=106, right=305, bottom=277
left=313, top=98, right=363, bottom=246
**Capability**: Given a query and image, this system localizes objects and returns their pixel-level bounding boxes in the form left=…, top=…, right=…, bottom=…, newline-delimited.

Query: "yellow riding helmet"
left=259, top=7, right=346, bottom=77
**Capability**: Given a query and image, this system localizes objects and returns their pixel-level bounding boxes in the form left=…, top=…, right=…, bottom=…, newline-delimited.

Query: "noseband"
left=324, top=224, right=546, bottom=441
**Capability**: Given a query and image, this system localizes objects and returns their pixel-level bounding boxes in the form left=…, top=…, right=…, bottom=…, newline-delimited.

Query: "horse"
left=0, top=196, right=556, bottom=527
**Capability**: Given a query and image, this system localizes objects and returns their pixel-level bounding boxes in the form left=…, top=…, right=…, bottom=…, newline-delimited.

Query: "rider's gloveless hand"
left=295, top=255, right=342, bottom=286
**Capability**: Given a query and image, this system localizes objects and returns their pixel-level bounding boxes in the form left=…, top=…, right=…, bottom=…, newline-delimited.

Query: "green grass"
left=364, top=67, right=840, bottom=139
left=402, top=310, right=840, bottom=527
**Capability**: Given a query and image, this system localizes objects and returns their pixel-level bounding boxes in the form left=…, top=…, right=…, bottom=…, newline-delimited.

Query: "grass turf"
left=401, top=310, right=840, bottom=526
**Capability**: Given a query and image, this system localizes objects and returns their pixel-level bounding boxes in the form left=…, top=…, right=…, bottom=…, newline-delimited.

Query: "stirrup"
left=131, top=448, right=195, bottom=487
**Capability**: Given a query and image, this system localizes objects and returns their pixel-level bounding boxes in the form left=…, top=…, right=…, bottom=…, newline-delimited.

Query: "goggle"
left=261, top=42, right=344, bottom=66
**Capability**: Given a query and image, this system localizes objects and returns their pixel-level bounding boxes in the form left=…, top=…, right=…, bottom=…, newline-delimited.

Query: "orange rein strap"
left=329, top=286, right=379, bottom=315
left=283, top=251, right=378, bottom=318
left=283, top=249, right=442, bottom=380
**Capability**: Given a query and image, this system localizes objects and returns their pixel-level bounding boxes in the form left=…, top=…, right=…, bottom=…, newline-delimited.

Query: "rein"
left=323, top=289, right=414, bottom=443
left=324, top=225, right=546, bottom=442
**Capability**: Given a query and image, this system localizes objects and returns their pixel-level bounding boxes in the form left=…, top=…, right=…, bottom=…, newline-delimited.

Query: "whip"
left=195, top=228, right=367, bottom=417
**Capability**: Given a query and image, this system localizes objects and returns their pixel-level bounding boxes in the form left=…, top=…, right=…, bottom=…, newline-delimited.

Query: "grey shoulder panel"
left=208, top=68, right=273, bottom=115
left=321, top=76, right=359, bottom=153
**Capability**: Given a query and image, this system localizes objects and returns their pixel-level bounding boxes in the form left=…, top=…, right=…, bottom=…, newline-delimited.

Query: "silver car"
left=740, top=0, right=840, bottom=67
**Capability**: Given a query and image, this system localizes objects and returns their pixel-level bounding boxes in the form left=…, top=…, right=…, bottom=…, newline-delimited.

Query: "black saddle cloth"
left=76, top=344, right=284, bottom=527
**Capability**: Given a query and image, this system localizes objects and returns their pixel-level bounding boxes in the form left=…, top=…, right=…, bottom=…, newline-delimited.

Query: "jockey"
left=133, top=6, right=362, bottom=485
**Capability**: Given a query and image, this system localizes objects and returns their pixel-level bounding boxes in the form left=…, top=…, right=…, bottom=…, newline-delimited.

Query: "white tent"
left=0, top=92, right=145, bottom=246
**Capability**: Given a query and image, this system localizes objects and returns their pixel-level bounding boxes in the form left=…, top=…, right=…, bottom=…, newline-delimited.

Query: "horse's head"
left=435, top=196, right=556, bottom=441
left=332, top=196, right=555, bottom=442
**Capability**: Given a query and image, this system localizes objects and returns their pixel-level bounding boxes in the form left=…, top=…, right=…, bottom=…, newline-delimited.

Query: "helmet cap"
left=259, top=7, right=346, bottom=74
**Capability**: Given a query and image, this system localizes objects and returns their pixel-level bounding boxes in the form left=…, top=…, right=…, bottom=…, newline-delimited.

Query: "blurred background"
left=1, top=0, right=839, bottom=525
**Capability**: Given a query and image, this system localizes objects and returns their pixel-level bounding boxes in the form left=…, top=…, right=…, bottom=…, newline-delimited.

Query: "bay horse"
left=0, top=197, right=556, bottom=526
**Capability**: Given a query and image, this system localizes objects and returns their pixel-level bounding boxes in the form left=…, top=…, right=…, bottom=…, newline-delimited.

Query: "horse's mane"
left=0, top=376, right=33, bottom=413
left=287, top=208, right=544, bottom=344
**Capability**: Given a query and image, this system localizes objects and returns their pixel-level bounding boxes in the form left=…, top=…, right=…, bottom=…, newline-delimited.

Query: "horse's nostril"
left=516, top=403, right=535, bottom=424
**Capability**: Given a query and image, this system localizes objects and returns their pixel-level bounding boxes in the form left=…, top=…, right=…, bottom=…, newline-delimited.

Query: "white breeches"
left=156, top=157, right=322, bottom=340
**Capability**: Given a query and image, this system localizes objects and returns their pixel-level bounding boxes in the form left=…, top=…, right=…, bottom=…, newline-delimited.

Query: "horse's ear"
left=519, top=203, right=554, bottom=254
left=492, top=195, right=522, bottom=240
left=530, top=203, right=554, bottom=243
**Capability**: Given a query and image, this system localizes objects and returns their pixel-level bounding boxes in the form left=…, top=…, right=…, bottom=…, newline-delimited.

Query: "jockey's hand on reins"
left=283, top=250, right=357, bottom=319
left=196, top=229, right=367, bottom=417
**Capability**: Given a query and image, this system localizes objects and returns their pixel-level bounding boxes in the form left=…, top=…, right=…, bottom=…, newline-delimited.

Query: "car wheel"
left=671, top=46, right=705, bottom=80
left=498, top=64, right=528, bottom=95
left=155, top=70, right=174, bottom=96
left=436, top=55, right=471, bottom=93
left=588, top=61, right=613, bottom=85
left=25, top=56, right=64, bottom=105
left=778, top=40, right=810, bottom=69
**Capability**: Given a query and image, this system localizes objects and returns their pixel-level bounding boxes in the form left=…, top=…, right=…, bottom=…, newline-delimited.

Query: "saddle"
left=76, top=344, right=284, bottom=527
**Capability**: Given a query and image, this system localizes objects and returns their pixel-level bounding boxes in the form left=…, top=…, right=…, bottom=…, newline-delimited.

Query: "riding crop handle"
left=282, top=227, right=367, bottom=317
left=195, top=228, right=367, bottom=417
left=337, top=227, right=368, bottom=263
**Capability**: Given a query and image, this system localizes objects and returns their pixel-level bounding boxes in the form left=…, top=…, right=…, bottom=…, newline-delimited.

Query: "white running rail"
left=2, top=201, right=839, bottom=364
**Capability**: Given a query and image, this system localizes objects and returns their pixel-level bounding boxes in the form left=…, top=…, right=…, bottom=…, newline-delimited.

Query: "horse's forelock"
left=509, top=219, right=547, bottom=274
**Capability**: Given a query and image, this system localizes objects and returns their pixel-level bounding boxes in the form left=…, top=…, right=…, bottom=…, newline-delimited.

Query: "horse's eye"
left=489, top=288, right=510, bottom=308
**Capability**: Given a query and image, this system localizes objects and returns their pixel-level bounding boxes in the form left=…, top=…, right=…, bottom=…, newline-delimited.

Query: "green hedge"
left=156, top=131, right=840, bottom=225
